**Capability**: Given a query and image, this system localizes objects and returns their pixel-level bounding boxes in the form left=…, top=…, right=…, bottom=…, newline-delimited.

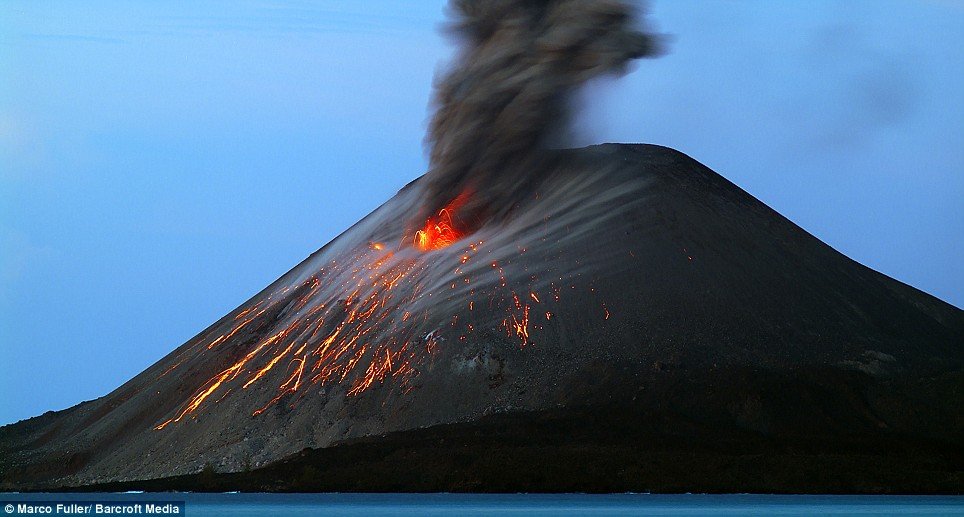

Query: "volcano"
left=2, top=144, right=962, bottom=492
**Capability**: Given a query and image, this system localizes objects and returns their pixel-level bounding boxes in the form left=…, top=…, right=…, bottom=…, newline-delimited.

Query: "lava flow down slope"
left=2, top=1, right=962, bottom=492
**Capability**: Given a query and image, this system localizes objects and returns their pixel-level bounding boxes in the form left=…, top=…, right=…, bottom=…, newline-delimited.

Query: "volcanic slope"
left=2, top=144, right=961, bottom=490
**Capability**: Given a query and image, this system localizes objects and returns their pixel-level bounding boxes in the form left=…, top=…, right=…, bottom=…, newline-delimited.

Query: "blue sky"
left=0, top=1, right=961, bottom=426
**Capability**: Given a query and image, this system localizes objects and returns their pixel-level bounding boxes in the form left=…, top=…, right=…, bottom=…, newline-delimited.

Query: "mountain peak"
left=2, top=144, right=960, bottom=491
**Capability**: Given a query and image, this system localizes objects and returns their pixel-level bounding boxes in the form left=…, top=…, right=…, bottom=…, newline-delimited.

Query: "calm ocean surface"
left=2, top=493, right=962, bottom=516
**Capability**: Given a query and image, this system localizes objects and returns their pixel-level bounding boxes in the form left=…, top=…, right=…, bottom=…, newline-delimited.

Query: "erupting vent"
left=414, top=195, right=468, bottom=251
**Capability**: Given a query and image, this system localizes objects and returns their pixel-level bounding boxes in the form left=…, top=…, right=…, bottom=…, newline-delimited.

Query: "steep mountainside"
left=2, top=144, right=961, bottom=490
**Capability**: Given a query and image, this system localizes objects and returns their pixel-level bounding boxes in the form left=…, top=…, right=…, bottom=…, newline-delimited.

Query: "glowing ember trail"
left=152, top=195, right=609, bottom=429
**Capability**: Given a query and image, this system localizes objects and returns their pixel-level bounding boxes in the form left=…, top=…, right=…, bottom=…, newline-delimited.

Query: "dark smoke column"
left=422, top=0, right=661, bottom=224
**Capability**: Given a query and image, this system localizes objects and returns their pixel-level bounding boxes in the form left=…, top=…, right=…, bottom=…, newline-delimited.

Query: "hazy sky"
left=0, top=1, right=961, bottom=426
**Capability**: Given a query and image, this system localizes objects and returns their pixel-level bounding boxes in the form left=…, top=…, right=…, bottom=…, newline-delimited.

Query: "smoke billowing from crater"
left=421, top=0, right=662, bottom=226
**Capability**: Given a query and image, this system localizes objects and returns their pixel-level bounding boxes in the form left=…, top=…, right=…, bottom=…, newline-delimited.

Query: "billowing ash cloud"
left=421, top=0, right=662, bottom=225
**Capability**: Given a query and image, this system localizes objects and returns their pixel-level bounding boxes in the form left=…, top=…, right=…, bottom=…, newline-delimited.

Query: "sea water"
left=2, top=493, right=962, bottom=516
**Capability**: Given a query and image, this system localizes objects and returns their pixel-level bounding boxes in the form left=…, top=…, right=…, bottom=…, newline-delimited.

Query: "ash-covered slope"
left=2, top=144, right=961, bottom=490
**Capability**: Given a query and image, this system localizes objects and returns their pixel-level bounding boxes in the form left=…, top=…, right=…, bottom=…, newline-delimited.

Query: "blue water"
left=3, top=493, right=962, bottom=516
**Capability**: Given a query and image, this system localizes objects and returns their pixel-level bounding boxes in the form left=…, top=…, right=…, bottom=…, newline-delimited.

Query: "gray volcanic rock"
left=1, top=144, right=961, bottom=489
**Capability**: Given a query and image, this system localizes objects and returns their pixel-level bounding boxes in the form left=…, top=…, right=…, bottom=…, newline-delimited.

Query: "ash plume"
left=421, top=0, right=661, bottom=224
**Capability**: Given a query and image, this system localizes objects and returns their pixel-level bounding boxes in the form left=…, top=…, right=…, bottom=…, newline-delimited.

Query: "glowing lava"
left=152, top=194, right=610, bottom=431
left=414, top=195, right=468, bottom=251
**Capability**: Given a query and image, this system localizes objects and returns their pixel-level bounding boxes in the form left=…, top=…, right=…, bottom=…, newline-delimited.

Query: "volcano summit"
left=2, top=144, right=961, bottom=492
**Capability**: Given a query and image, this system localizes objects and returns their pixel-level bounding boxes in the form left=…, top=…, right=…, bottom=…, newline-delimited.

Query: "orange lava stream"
left=153, top=196, right=610, bottom=430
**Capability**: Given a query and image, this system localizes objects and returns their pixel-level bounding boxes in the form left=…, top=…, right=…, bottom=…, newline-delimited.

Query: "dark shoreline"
left=28, top=406, right=963, bottom=495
